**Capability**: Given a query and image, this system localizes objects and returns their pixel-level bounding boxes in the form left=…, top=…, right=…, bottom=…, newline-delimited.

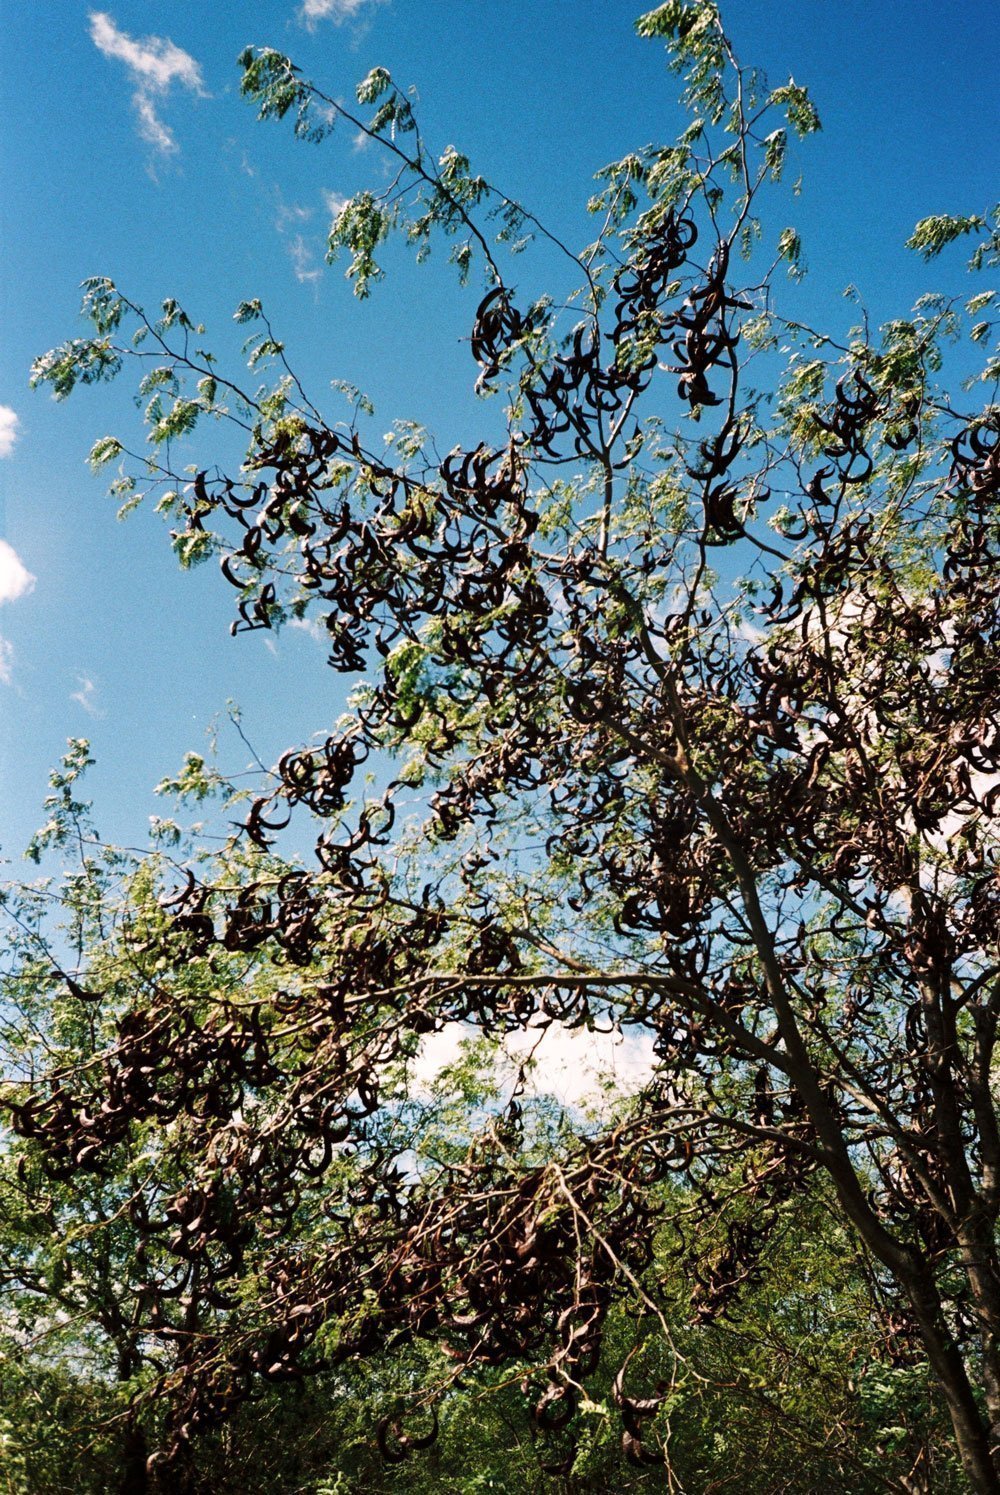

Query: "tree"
left=9, top=777, right=955, bottom=1495
left=8, top=0, right=1000, bottom=1487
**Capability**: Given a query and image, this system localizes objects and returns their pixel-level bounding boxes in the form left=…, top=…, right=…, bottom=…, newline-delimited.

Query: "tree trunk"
left=906, top=1281, right=1000, bottom=1494
left=119, top=1419, right=149, bottom=1495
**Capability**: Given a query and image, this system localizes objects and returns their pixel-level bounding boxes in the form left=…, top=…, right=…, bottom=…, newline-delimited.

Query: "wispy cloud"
left=88, top=12, right=205, bottom=157
left=0, top=637, right=14, bottom=686
left=275, top=199, right=312, bottom=233
left=300, top=0, right=381, bottom=27
left=71, top=676, right=101, bottom=716
left=0, top=540, right=35, bottom=607
left=287, top=615, right=327, bottom=643
left=273, top=194, right=331, bottom=286
left=0, top=405, right=19, bottom=459
left=285, top=191, right=349, bottom=283
left=323, top=190, right=349, bottom=218
left=288, top=235, right=323, bottom=285
left=133, top=92, right=176, bottom=154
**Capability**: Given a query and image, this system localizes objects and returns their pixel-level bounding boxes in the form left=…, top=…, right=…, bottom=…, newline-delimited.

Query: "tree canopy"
left=4, top=1, right=1000, bottom=1489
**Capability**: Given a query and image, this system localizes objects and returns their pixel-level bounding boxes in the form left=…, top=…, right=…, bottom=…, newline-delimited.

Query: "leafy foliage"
left=8, top=3, right=1000, bottom=1491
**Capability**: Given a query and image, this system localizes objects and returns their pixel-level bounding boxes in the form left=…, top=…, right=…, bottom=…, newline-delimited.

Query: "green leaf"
left=234, top=298, right=263, bottom=324
left=356, top=66, right=391, bottom=105
left=777, top=226, right=804, bottom=279
left=769, top=80, right=821, bottom=136
left=326, top=190, right=392, bottom=298
left=30, top=339, right=122, bottom=400
left=906, top=212, right=983, bottom=260
left=762, top=128, right=787, bottom=181
left=87, top=436, right=123, bottom=471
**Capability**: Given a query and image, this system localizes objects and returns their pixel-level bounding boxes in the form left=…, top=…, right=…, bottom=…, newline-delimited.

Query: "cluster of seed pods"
left=9, top=142, right=1000, bottom=1477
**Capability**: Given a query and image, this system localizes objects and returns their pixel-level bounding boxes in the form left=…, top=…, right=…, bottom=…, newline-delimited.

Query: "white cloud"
left=89, top=12, right=202, bottom=89
left=411, top=1021, right=656, bottom=1113
left=0, top=405, right=19, bottom=458
left=0, top=540, right=35, bottom=606
left=0, top=538, right=33, bottom=687
left=323, top=190, right=349, bottom=218
left=513, top=1024, right=656, bottom=1107
left=287, top=615, right=327, bottom=643
left=88, top=12, right=204, bottom=156
left=272, top=196, right=324, bottom=286
left=300, top=0, right=378, bottom=26
left=275, top=200, right=312, bottom=233
left=134, top=92, right=176, bottom=154
left=288, top=235, right=323, bottom=285
left=71, top=676, right=101, bottom=716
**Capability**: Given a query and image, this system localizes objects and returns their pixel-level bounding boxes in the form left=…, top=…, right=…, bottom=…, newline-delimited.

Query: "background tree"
left=5, top=0, right=1000, bottom=1487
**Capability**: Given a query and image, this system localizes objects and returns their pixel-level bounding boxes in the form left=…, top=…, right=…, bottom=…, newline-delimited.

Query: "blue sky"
left=1, top=0, right=997, bottom=860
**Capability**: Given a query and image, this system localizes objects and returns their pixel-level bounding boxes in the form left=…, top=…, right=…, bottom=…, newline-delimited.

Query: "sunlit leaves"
left=590, top=154, right=647, bottom=224
left=356, top=66, right=391, bottom=105
left=326, top=190, right=392, bottom=297
left=777, top=225, right=804, bottom=279
left=87, top=435, right=123, bottom=471
left=776, top=355, right=826, bottom=448
left=907, top=211, right=985, bottom=260
left=762, top=127, right=787, bottom=182
left=24, top=739, right=96, bottom=864
left=234, top=298, right=263, bottom=325
left=768, top=80, right=821, bottom=137
left=154, top=751, right=227, bottom=804
left=18, top=13, right=1000, bottom=1489
left=80, top=275, right=125, bottom=335
left=148, top=396, right=202, bottom=447
left=30, top=338, right=122, bottom=400
left=171, top=528, right=215, bottom=567
left=239, top=47, right=331, bottom=144
left=636, top=1, right=724, bottom=76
